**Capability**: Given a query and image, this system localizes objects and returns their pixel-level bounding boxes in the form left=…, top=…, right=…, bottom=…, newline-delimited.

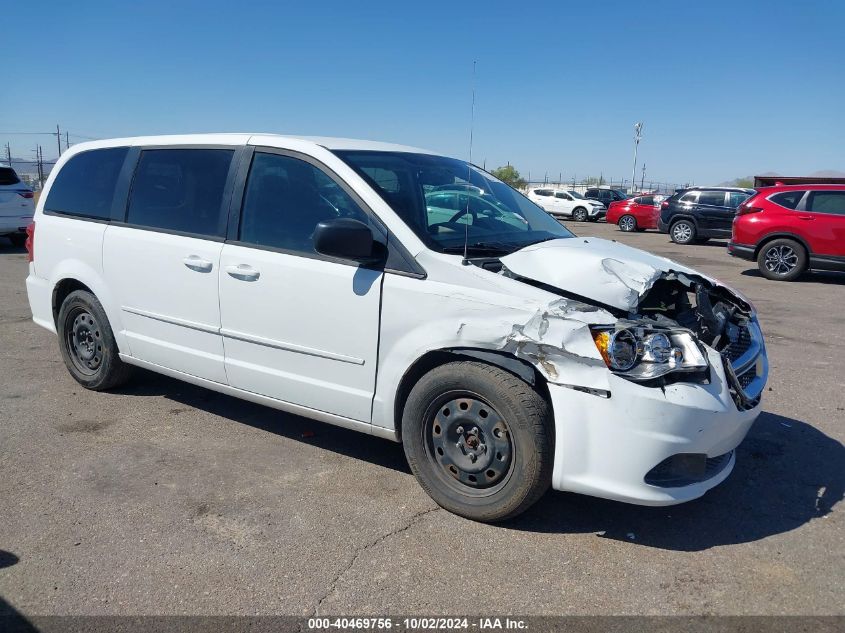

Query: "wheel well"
left=52, top=279, right=93, bottom=325
left=669, top=215, right=698, bottom=228
left=753, top=234, right=811, bottom=259
left=393, top=349, right=549, bottom=441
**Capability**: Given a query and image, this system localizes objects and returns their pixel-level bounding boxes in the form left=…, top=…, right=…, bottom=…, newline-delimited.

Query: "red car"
left=606, top=194, right=661, bottom=232
left=728, top=184, right=845, bottom=281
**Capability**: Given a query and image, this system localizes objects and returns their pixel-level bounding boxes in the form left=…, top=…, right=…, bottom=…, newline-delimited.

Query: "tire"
left=757, top=238, right=807, bottom=281
left=670, top=219, right=697, bottom=244
left=57, top=290, right=133, bottom=390
left=573, top=207, right=588, bottom=222
left=618, top=215, right=637, bottom=232
left=402, top=361, right=553, bottom=522
left=7, top=234, right=26, bottom=248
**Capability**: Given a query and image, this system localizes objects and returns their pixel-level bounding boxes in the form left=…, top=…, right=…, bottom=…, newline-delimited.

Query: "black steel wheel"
left=402, top=361, right=552, bottom=522
left=57, top=290, right=133, bottom=390
left=426, top=394, right=514, bottom=495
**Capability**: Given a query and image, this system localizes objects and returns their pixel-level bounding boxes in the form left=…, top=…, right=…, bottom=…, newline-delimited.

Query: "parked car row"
left=527, top=187, right=605, bottom=221
left=598, top=182, right=845, bottom=282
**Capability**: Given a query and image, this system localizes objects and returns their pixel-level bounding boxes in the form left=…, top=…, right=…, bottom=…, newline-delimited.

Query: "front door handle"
left=183, top=255, right=213, bottom=273
left=225, top=264, right=260, bottom=281
left=797, top=215, right=815, bottom=221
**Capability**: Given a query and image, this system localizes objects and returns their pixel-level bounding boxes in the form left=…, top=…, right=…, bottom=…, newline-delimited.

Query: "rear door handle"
left=183, top=255, right=213, bottom=273
left=225, top=264, right=260, bottom=281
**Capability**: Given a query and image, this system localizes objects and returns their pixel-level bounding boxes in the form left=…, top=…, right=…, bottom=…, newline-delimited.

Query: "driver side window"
left=239, top=152, right=368, bottom=254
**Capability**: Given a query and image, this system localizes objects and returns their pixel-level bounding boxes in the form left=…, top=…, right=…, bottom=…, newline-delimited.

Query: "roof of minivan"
left=67, top=134, right=439, bottom=156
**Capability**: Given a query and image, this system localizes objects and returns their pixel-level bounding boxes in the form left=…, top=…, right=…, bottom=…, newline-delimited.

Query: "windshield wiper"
left=441, top=241, right=517, bottom=255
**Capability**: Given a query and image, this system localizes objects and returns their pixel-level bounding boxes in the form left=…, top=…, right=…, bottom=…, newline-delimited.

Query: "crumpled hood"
left=501, top=237, right=709, bottom=312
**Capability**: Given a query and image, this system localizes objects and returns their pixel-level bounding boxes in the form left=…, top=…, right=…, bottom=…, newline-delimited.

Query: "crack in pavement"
left=308, top=506, right=441, bottom=618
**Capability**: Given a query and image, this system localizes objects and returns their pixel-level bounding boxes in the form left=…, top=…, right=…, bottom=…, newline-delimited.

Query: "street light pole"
left=631, top=122, right=643, bottom=195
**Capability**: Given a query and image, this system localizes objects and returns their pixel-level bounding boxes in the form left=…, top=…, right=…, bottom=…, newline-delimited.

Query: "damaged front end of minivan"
left=482, top=238, right=767, bottom=504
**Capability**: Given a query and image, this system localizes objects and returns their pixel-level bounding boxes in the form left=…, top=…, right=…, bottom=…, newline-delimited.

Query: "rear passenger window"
left=44, top=147, right=128, bottom=220
left=126, top=149, right=233, bottom=237
left=808, top=191, right=845, bottom=216
left=679, top=192, right=698, bottom=203
left=698, top=191, right=727, bottom=206
left=728, top=192, right=750, bottom=208
left=638, top=196, right=654, bottom=205
left=769, top=191, right=804, bottom=210
left=239, top=152, right=368, bottom=255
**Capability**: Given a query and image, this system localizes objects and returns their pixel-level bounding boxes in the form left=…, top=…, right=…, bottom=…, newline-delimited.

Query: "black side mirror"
left=314, top=217, right=383, bottom=264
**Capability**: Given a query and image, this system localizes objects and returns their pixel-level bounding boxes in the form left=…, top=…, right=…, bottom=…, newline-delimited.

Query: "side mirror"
left=314, top=217, right=383, bottom=264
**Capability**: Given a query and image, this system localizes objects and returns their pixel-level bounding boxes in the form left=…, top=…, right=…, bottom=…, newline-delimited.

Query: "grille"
left=737, top=367, right=756, bottom=390
left=723, top=326, right=752, bottom=363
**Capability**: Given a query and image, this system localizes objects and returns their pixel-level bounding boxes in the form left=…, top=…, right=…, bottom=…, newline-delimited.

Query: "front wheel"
left=57, top=290, right=133, bottom=390
left=618, top=215, right=637, bottom=232
left=757, top=238, right=807, bottom=281
left=402, top=361, right=553, bottom=522
left=572, top=207, right=589, bottom=222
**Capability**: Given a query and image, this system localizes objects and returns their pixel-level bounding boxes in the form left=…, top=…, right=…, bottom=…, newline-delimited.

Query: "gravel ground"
left=0, top=222, right=842, bottom=617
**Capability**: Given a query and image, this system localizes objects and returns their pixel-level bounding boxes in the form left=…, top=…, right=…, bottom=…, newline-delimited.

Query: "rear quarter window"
left=769, top=190, right=805, bottom=210
left=44, top=147, right=129, bottom=220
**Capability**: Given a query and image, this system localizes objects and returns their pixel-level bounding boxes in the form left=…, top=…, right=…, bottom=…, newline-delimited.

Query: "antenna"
left=462, top=60, right=477, bottom=266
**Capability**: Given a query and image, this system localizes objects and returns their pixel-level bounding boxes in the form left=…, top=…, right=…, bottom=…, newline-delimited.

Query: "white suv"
left=0, top=166, right=35, bottom=246
left=25, top=134, right=768, bottom=521
left=527, top=187, right=605, bottom=221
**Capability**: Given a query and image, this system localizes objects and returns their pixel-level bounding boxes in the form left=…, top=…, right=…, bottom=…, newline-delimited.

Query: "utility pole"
left=641, top=163, right=646, bottom=192
left=65, top=131, right=70, bottom=152
left=56, top=124, right=62, bottom=157
left=4, top=142, right=11, bottom=167
left=631, top=122, right=643, bottom=196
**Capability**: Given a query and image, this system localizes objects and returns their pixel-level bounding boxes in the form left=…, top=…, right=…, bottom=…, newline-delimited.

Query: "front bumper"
left=728, top=241, right=755, bottom=261
left=547, top=346, right=762, bottom=506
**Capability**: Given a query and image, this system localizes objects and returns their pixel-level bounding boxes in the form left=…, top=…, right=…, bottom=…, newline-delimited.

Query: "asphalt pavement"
left=0, top=222, right=842, bottom=617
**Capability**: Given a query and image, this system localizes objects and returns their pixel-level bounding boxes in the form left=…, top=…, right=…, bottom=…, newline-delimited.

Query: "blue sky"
left=4, top=0, right=844, bottom=184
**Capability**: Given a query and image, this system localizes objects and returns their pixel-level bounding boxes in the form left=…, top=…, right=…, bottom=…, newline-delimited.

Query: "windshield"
left=567, top=190, right=585, bottom=199
left=334, top=151, right=573, bottom=255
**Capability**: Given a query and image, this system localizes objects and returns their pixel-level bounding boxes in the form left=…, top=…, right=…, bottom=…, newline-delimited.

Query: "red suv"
left=728, top=185, right=845, bottom=281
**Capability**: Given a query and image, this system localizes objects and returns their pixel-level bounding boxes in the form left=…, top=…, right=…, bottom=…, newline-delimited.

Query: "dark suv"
left=657, top=187, right=755, bottom=244
left=584, top=187, right=628, bottom=208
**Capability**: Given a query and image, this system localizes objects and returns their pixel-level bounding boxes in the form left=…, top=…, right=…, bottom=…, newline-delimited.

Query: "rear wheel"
left=670, top=219, right=696, bottom=244
left=573, top=207, right=589, bottom=222
left=57, top=290, right=133, bottom=390
left=7, top=234, right=25, bottom=247
left=402, top=361, right=552, bottom=522
left=757, top=238, right=807, bottom=281
left=618, top=215, right=637, bottom=232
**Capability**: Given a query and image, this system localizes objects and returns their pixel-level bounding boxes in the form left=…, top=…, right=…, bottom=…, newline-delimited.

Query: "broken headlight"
left=591, top=327, right=708, bottom=381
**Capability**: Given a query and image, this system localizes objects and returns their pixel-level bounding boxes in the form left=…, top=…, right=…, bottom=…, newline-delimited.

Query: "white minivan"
left=25, top=134, right=768, bottom=521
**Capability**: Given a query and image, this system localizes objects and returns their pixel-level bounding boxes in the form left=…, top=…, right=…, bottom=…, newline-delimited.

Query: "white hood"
left=501, top=237, right=707, bottom=312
